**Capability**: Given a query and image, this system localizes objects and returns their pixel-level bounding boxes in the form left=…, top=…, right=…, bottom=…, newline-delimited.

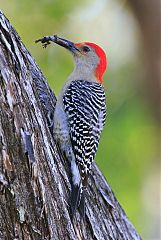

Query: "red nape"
left=85, top=42, right=107, bottom=83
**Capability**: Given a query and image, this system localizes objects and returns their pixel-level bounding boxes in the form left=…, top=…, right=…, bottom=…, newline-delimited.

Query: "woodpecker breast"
left=63, top=80, right=106, bottom=184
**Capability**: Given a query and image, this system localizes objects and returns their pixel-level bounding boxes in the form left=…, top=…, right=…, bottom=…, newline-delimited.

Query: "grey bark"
left=0, top=11, right=141, bottom=240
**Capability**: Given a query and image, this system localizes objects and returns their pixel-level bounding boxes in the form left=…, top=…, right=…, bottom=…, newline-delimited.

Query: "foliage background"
left=1, top=0, right=160, bottom=239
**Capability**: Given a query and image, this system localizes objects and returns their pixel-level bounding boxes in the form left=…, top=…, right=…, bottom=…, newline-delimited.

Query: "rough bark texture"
left=0, top=12, right=141, bottom=240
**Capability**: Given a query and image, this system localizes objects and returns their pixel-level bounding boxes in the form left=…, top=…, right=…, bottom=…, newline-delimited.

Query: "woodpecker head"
left=52, top=36, right=107, bottom=84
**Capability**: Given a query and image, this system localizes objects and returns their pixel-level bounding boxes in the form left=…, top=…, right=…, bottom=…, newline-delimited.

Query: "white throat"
left=70, top=62, right=98, bottom=82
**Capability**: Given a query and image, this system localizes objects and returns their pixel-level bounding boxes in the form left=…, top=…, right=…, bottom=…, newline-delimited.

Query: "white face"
left=73, top=44, right=100, bottom=70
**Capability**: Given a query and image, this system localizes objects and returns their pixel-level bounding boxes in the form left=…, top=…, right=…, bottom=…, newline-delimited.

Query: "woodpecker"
left=36, top=35, right=107, bottom=218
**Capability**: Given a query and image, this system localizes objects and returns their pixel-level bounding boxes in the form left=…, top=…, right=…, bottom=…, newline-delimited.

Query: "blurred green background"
left=1, top=0, right=160, bottom=239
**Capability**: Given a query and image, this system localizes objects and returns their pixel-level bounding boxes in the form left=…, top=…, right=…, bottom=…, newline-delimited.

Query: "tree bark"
left=0, top=11, right=141, bottom=240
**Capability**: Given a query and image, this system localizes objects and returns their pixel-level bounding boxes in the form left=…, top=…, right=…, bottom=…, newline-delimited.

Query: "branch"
left=0, top=11, right=141, bottom=240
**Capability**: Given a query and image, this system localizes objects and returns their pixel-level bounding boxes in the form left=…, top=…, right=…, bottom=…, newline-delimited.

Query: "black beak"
left=35, top=35, right=80, bottom=53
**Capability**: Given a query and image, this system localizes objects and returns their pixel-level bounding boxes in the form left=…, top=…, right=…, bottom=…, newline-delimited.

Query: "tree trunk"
left=0, top=11, right=141, bottom=240
left=128, top=0, right=161, bottom=122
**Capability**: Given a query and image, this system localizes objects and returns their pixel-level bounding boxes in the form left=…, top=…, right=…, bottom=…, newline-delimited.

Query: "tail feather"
left=70, top=183, right=82, bottom=218
left=70, top=183, right=86, bottom=219
left=78, top=188, right=85, bottom=219
left=70, top=158, right=87, bottom=219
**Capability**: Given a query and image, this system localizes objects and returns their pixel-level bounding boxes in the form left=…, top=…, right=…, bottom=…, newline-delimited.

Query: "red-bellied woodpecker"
left=36, top=35, right=107, bottom=219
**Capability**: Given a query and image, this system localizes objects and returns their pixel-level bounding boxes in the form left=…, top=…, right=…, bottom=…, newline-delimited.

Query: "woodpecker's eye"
left=82, top=46, right=90, bottom=52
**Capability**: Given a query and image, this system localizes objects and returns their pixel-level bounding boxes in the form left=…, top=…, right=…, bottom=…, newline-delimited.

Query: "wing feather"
left=63, top=80, right=106, bottom=182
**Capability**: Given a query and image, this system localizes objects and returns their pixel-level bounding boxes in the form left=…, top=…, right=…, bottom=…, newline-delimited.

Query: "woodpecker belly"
left=54, top=103, right=70, bottom=147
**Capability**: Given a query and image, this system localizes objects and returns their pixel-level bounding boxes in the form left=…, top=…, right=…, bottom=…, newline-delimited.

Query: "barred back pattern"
left=63, top=80, right=106, bottom=185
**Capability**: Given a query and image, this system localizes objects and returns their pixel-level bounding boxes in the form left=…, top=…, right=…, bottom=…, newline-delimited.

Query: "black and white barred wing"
left=63, top=80, right=106, bottom=182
